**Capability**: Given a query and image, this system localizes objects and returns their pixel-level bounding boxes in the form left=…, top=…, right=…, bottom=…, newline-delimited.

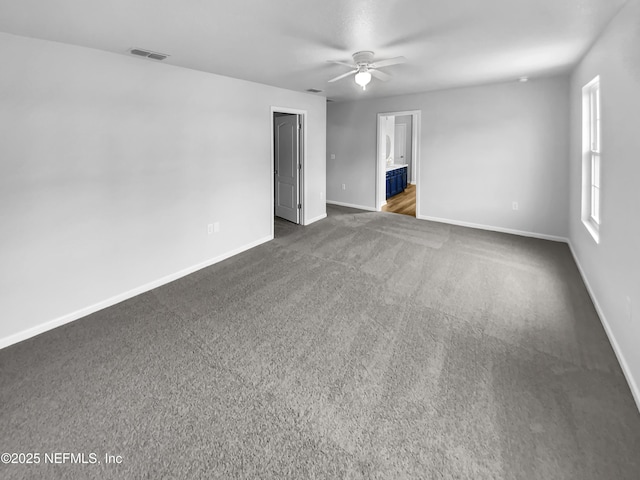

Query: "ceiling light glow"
left=355, top=70, right=371, bottom=90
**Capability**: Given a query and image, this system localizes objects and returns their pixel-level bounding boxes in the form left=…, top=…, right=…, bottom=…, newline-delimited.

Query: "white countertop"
left=386, top=164, right=408, bottom=172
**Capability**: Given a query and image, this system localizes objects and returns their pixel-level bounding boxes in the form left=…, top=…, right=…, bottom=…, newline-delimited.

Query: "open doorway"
left=376, top=110, right=421, bottom=217
left=271, top=108, right=305, bottom=226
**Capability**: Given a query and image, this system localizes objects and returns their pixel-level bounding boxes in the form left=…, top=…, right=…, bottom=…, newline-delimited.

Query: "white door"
left=394, top=123, right=406, bottom=165
left=274, top=114, right=300, bottom=224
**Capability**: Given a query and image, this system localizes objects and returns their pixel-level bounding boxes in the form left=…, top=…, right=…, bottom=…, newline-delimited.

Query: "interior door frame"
left=376, top=110, right=421, bottom=216
left=271, top=106, right=306, bottom=235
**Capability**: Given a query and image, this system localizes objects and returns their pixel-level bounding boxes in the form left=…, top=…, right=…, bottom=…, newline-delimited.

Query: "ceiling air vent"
left=129, top=48, right=169, bottom=61
left=306, top=88, right=323, bottom=93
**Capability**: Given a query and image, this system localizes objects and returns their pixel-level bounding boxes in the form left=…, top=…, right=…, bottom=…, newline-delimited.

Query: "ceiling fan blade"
left=327, top=60, right=357, bottom=68
left=370, top=69, right=391, bottom=82
left=370, top=56, right=407, bottom=68
left=328, top=69, right=357, bottom=82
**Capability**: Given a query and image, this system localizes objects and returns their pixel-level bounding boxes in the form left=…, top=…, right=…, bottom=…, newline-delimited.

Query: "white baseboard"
left=326, top=200, right=377, bottom=212
left=417, top=214, right=569, bottom=243
left=0, top=235, right=273, bottom=350
left=567, top=241, right=640, bottom=413
left=305, top=213, right=327, bottom=225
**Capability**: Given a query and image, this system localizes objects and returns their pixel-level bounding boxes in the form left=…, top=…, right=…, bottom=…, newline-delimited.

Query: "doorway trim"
left=271, top=106, right=307, bottom=236
left=376, top=110, right=421, bottom=216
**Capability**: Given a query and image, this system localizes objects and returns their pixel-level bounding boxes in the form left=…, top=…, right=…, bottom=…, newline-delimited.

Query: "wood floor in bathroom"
left=382, top=184, right=416, bottom=217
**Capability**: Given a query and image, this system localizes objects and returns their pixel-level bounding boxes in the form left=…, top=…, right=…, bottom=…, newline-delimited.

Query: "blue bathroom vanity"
left=385, top=165, right=408, bottom=199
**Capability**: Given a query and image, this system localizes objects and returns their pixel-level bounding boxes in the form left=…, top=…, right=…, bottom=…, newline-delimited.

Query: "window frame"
left=582, top=76, right=601, bottom=243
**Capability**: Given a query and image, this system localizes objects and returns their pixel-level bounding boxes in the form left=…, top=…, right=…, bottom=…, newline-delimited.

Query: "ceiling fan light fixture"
left=327, top=51, right=405, bottom=90
left=355, top=69, right=372, bottom=90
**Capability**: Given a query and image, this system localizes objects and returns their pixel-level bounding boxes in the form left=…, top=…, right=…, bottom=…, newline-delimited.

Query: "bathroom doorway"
left=376, top=110, right=421, bottom=217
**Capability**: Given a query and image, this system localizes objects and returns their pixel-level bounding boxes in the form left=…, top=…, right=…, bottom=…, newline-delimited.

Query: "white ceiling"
left=0, top=0, right=627, bottom=102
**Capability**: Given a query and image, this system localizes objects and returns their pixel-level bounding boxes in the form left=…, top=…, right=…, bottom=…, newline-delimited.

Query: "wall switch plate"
left=330, top=154, right=336, bottom=160
left=213, top=222, right=220, bottom=233
left=207, top=224, right=213, bottom=234
left=342, top=184, right=346, bottom=190
left=512, top=201, right=519, bottom=211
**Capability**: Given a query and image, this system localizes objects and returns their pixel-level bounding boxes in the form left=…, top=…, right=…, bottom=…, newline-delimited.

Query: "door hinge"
left=298, top=203, right=302, bottom=209
left=297, top=123, right=302, bottom=130
left=298, top=164, right=302, bottom=170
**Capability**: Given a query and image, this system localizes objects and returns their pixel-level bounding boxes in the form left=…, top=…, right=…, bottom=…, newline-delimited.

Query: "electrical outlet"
left=512, top=201, right=519, bottom=211
left=342, top=184, right=346, bottom=190
left=330, top=154, right=336, bottom=160
left=207, top=224, right=213, bottom=235
left=213, top=222, right=220, bottom=233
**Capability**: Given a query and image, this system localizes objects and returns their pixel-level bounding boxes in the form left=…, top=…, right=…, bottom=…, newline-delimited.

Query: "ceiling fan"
left=328, top=51, right=407, bottom=90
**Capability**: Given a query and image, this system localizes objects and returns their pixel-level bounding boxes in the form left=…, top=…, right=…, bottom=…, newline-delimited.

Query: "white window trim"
left=581, top=76, right=601, bottom=243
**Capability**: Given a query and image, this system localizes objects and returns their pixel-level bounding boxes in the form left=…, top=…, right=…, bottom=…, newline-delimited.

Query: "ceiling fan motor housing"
left=352, top=51, right=374, bottom=66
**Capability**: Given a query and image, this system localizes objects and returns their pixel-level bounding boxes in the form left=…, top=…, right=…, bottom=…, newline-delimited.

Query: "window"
left=582, top=76, right=601, bottom=242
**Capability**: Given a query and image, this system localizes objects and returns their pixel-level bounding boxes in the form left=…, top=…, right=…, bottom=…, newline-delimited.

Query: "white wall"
left=0, top=32, right=326, bottom=347
left=327, top=75, right=570, bottom=239
left=568, top=0, right=640, bottom=406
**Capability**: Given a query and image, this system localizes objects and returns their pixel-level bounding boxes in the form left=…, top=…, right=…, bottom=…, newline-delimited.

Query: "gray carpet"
left=1, top=205, right=639, bottom=479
